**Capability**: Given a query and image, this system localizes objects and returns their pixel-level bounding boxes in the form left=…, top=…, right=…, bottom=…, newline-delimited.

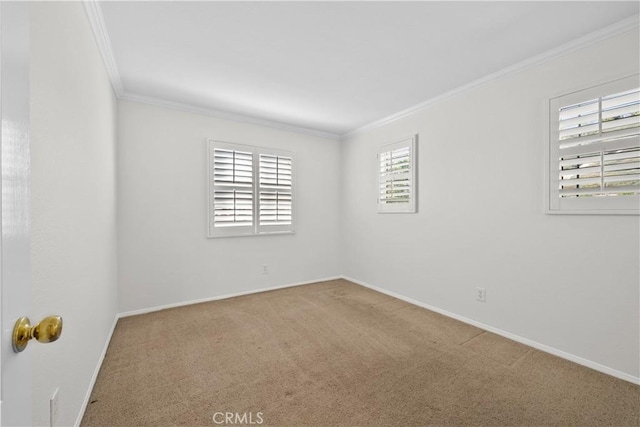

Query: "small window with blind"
left=377, top=135, right=417, bottom=213
left=208, top=140, right=295, bottom=237
left=548, top=75, right=639, bottom=214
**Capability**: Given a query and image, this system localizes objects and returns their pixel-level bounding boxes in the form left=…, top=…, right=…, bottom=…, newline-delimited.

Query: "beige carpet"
left=81, top=279, right=640, bottom=426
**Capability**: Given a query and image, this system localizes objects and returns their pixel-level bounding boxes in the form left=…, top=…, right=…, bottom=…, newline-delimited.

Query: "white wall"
left=30, top=2, right=118, bottom=426
left=117, top=101, right=342, bottom=313
left=341, top=30, right=640, bottom=380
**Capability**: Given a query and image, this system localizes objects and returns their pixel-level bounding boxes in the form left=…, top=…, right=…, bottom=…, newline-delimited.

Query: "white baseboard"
left=343, top=275, right=640, bottom=386
left=74, top=313, right=119, bottom=427
left=118, top=276, right=343, bottom=318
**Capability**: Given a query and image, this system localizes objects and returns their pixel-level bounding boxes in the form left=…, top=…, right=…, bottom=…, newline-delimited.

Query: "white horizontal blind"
left=380, top=147, right=410, bottom=204
left=558, top=147, right=639, bottom=198
left=208, top=140, right=295, bottom=237
left=378, top=135, right=417, bottom=213
left=549, top=75, right=640, bottom=214
left=212, top=190, right=253, bottom=226
left=209, top=143, right=256, bottom=236
left=212, top=148, right=253, bottom=186
left=258, top=152, right=295, bottom=233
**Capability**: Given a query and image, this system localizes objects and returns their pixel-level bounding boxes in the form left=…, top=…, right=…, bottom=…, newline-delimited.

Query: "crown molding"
left=120, top=92, right=342, bottom=141
left=83, top=1, right=638, bottom=142
left=83, top=0, right=339, bottom=141
left=343, top=14, right=640, bottom=139
left=83, top=0, right=123, bottom=97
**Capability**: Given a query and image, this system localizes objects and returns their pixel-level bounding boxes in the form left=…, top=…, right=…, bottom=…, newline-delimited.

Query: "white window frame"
left=377, top=134, right=418, bottom=213
left=545, top=75, right=639, bottom=215
left=207, top=140, right=295, bottom=237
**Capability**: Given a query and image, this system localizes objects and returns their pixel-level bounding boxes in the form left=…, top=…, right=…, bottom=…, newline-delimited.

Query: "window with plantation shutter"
left=377, top=135, right=417, bottom=213
left=208, top=140, right=295, bottom=237
left=258, top=153, right=294, bottom=233
left=548, top=75, right=639, bottom=214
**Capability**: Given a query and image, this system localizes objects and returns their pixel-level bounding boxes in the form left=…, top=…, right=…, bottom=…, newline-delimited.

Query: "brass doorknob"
left=12, top=315, right=63, bottom=353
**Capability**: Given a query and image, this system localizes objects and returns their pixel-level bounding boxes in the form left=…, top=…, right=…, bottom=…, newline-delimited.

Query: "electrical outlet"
left=262, top=264, right=268, bottom=274
left=476, top=287, right=486, bottom=302
left=50, top=388, right=59, bottom=427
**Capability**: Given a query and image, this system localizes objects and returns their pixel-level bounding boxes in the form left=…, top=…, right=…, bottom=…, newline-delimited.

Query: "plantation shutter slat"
left=557, top=134, right=639, bottom=156
left=603, top=161, right=640, bottom=173
left=602, top=115, right=640, bottom=133
left=559, top=165, right=600, bottom=176
left=559, top=112, right=599, bottom=130
left=555, top=80, right=640, bottom=204
left=602, top=90, right=640, bottom=109
left=602, top=103, right=639, bottom=120
left=559, top=123, right=599, bottom=141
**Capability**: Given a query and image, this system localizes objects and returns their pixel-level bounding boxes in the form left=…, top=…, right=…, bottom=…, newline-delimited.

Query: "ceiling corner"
left=83, top=0, right=124, bottom=97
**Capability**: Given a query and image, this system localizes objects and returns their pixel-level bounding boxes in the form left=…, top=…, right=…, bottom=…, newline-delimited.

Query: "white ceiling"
left=98, top=1, right=639, bottom=138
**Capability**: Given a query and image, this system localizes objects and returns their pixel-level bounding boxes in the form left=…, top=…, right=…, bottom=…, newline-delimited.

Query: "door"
left=1, top=3, right=33, bottom=426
